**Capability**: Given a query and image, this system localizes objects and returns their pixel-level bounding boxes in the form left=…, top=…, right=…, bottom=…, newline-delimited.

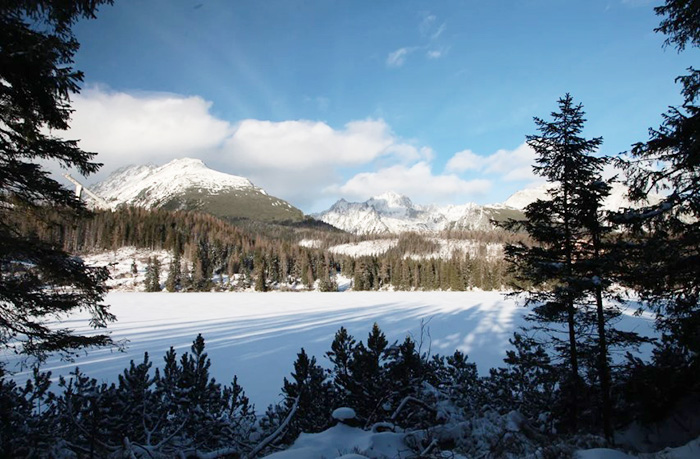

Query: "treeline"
left=19, top=206, right=520, bottom=292
left=0, top=324, right=646, bottom=458
left=345, top=254, right=510, bottom=292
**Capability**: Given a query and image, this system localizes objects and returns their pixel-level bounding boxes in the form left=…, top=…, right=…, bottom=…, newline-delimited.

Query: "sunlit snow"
left=6, top=291, right=656, bottom=411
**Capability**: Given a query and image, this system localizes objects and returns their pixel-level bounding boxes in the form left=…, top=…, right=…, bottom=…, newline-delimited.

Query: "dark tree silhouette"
left=613, top=0, right=700, bottom=419
left=0, top=0, right=114, bottom=360
left=505, top=94, right=620, bottom=437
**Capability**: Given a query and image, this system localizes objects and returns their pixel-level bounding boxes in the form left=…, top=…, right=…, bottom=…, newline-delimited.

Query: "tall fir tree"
left=505, top=94, right=620, bottom=436
left=0, top=0, right=114, bottom=360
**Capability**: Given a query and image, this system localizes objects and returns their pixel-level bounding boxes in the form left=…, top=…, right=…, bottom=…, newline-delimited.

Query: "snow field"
left=7, top=291, right=656, bottom=412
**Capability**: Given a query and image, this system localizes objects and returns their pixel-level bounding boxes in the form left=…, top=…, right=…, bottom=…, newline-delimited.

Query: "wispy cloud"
left=419, top=14, right=446, bottom=40
left=430, top=23, right=446, bottom=40
left=387, top=13, right=448, bottom=68
left=386, top=47, right=415, bottom=67
left=426, top=47, right=449, bottom=59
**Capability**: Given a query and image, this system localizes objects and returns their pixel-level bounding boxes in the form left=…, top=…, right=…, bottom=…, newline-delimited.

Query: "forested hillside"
left=16, top=205, right=522, bottom=292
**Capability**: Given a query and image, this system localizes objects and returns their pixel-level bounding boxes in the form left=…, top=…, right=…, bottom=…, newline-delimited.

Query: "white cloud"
left=67, top=87, right=231, bottom=162
left=445, top=143, right=538, bottom=182
left=328, top=162, right=491, bottom=204
left=58, top=87, right=434, bottom=210
left=58, top=87, right=537, bottom=212
left=386, top=47, right=414, bottom=67
left=445, top=149, right=482, bottom=172
left=426, top=49, right=443, bottom=59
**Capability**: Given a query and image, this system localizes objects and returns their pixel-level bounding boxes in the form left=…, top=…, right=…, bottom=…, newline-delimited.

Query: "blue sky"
left=63, top=0, right=696, bottom=212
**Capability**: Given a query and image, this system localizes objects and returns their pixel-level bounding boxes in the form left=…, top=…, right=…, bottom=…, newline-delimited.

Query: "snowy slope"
left=90, top=158, right=304, bottom=222
left=315, top=192, right=521, bottom=235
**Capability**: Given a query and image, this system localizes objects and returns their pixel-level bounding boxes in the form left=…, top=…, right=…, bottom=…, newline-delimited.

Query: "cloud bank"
left=60, top=87, right=512, bottom=211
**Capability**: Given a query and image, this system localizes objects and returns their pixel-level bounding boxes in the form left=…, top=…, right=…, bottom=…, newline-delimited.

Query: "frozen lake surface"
left=5, top=291, right=656, bottom=410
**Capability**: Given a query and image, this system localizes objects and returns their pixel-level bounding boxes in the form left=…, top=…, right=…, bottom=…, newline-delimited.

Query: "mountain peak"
left=368, top=191, right=413, bottom=209
left=164, top=157, right=207, bottom=168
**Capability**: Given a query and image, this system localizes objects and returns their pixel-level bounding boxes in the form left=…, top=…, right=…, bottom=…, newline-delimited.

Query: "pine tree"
left=0, top=0, right=114, bottom=360
left=144, top=256, right=162, bottom=292
left=281, top=348, right=333, bottom=441
left=348, top=323, right=389, bottom=424
left=505, top=94, right=607, bottom=434
left=326, top=327, right=357, bottom=406
left=254, top=250, right=268, bottom=292
left=165, top=250, right=182, bottom=292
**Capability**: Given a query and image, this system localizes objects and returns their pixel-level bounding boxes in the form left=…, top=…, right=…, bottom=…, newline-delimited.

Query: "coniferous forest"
left=1, top=0, right=699, bottom=457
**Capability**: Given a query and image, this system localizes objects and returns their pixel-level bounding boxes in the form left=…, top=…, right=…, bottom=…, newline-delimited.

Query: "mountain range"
left=313, top=192, right=524, bottom=235
left=88, top=158, right=655, bottom=235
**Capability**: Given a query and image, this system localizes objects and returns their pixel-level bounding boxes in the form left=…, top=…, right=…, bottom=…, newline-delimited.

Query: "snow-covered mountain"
left=91, top=158, right=304, bottom=222
left=314, top=191, right=523, bottom=235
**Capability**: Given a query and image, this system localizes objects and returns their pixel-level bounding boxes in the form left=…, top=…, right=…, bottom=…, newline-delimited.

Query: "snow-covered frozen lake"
left=6, top=291, right=656, bottom=410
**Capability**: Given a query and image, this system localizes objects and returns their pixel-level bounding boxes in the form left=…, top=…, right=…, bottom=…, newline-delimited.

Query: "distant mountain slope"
left=314, top=191, right=524, bottom=235
left=91, top=158, right=304, bottom=222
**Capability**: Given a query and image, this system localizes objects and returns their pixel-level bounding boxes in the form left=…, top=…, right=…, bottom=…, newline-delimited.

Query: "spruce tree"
left=165, top=250, right=182, bottom=292
left=144, top=257, right=162, bottom=292
left=348, top=323, right=389, bottom=424
left=326, top=327, right=357, bottom=407
left=505, top=94, right=610, bottom=434
left=281, top=348, right=333, bottom=441
left=0, top=0, right=114, bottom=360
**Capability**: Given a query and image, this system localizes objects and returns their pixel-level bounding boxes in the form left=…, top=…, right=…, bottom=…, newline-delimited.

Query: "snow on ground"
left=325, top=238, right=502, bottom=260
left=264, top=423, right=409, bottom=459
left=409, top=238, right=503, bottom=261
left=5, top=291, right=656, bottom=411
left=82, top=247, right=173, bottom=290
left=298, top=239, right=322, bottom=249
left=576, top=436, right=700, bottom=458
left=328, top=239, right=398, bottom=257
